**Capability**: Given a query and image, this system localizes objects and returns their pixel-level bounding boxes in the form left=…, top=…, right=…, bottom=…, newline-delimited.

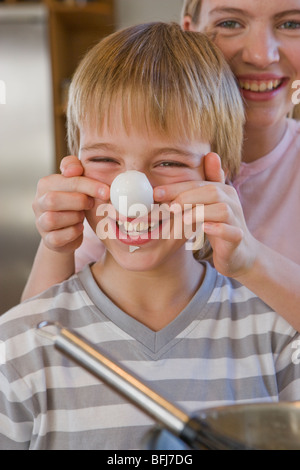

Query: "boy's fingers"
left=203, top=152, right=225, bottom=184
left=60, top=156, right=83, bottom=177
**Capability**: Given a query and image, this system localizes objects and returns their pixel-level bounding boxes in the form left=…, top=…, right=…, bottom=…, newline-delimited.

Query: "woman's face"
left=188, top=0, right=300, bottom=129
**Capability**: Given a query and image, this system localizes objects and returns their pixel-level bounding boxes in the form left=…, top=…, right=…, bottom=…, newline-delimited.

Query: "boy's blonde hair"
left=181, top=0, right=300, bottom=120
left=67, top=22, right=244, bottom=178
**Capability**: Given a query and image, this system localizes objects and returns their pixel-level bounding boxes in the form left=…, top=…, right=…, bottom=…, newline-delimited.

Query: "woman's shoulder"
left=287, top=117, right=300, bottom=138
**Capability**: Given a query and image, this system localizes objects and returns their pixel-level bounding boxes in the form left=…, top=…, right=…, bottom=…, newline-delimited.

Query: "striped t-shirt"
left=0, top=262, right=299, bottom=449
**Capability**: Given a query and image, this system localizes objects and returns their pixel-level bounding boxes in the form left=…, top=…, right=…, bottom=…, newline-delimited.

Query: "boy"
left=0, top=22, right=299, bottom=450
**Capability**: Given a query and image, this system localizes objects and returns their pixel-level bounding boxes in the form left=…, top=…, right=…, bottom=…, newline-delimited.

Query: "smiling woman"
left=178, top=0, right=300, bottom=331
left=182, top=0, right=300, bottom=149
left=182, top=0, right=300, bottom=259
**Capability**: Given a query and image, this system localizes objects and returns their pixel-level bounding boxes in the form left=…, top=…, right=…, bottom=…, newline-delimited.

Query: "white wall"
left=116, top=0, right=183, bottom=29
left=0, top=6, right=54, bottom=313
left=0, top=1, right=184, bottom=313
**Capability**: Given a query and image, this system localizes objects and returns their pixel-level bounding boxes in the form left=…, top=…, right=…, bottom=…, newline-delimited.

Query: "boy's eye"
left=157, top=161, right=187, bottom=168
left=89, top=157, right=119, bottom=164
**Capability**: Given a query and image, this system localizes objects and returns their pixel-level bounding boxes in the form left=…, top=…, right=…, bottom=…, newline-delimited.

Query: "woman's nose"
left=242, top=27, right=280, bottom=68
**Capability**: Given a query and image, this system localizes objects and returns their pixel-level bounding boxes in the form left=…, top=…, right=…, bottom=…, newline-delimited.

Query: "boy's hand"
left=153, top=152, right=258, bottom=279
left=33, top=156, right=109, bottom=253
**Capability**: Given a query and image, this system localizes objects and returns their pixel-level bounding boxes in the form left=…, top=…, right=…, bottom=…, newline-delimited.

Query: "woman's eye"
left=217, top=20, right=241, bottom=29
left=279, top=21, right=300, bottom=30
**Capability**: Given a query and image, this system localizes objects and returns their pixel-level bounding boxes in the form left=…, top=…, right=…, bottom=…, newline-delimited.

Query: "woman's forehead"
left=200, top=0, right=300, bottom=16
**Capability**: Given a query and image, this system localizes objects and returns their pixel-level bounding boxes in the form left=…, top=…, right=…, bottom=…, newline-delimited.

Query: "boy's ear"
left=182, top=15, right=195, bottom=32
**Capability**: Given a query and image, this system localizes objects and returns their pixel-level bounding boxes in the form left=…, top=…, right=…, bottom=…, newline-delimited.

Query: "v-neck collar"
left=77, top=261, right=217, bottom=356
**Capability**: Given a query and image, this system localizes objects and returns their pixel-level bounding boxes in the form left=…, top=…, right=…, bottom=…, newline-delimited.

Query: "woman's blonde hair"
left=181, top=0, right=203, bottom=26
left=67, top=22, right=244, bottom=178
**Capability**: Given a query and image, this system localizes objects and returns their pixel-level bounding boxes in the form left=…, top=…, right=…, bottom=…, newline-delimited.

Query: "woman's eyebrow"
left=210, top=7, right=300, bottom=20
left=209, top=7, right=253, bottom=19
left=274, top=9, right=300, bottom=20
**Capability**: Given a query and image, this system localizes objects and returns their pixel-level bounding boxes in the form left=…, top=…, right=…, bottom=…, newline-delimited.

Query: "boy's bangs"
left=83, top=84, right=212, bottom=144
left=68, top=22, right=244, bottom=178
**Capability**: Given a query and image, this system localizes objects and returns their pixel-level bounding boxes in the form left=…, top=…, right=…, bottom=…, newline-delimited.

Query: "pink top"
left=75, top=118, right=300, bottom=271
left=232, top=118, right=300, bottom=264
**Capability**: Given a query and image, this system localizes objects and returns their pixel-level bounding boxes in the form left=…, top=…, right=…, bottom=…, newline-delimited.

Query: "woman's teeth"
left=238, top=79, right=282, bottom=92
left=117, top=220, right=156, bottom=234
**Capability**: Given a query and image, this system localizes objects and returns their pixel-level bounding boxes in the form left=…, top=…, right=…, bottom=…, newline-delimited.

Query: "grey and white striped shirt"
left=0, top=262, right=299, bottom=449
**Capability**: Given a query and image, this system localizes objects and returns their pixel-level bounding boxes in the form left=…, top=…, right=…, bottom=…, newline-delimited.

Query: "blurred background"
left=0, top=0, right=183, bottom=314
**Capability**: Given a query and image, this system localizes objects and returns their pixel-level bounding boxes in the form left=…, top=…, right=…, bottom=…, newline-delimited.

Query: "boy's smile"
left=79, top=115, right=210, bottom=272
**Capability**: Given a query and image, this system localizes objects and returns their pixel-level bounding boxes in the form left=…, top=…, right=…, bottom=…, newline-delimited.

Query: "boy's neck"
left=91, top=252, right=205, bottom=332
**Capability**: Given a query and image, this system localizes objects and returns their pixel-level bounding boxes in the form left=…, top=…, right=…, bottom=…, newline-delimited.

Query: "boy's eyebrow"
left=80, top=143, right=118, bottom=153
left=150, top=147, right=202, bottom=160
left=80, top=143, right=203, bottom=160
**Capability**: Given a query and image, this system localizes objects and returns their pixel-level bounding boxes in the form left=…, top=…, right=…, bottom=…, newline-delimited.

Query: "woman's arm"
left=21, top=241, right=76, bottom=300
left=21, top=157, right=109, bottom=301
left=235, top=241, right=300, bottom=331
left=154, top=152, right=300, bottom=331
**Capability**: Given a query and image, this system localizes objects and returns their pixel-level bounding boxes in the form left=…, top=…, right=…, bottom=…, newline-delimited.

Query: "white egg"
left=110, top=170, right=154, bottom=217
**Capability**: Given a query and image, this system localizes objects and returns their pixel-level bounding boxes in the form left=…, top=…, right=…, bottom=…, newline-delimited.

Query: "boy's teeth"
left=239, top=79, right=281, bottom=92
left=118, top=220, right=156, bottom=233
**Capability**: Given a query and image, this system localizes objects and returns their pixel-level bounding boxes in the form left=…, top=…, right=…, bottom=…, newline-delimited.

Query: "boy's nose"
left=241, top=27, right=280, bottom=68
left=125, top=164, right=152, bottom=183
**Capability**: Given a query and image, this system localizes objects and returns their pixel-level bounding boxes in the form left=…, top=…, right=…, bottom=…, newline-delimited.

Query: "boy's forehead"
left=78, top=112, right=206, bottom=148
left=79, top=120, right=211, bottom=159
left=80, top=124, right=207, bottom=146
